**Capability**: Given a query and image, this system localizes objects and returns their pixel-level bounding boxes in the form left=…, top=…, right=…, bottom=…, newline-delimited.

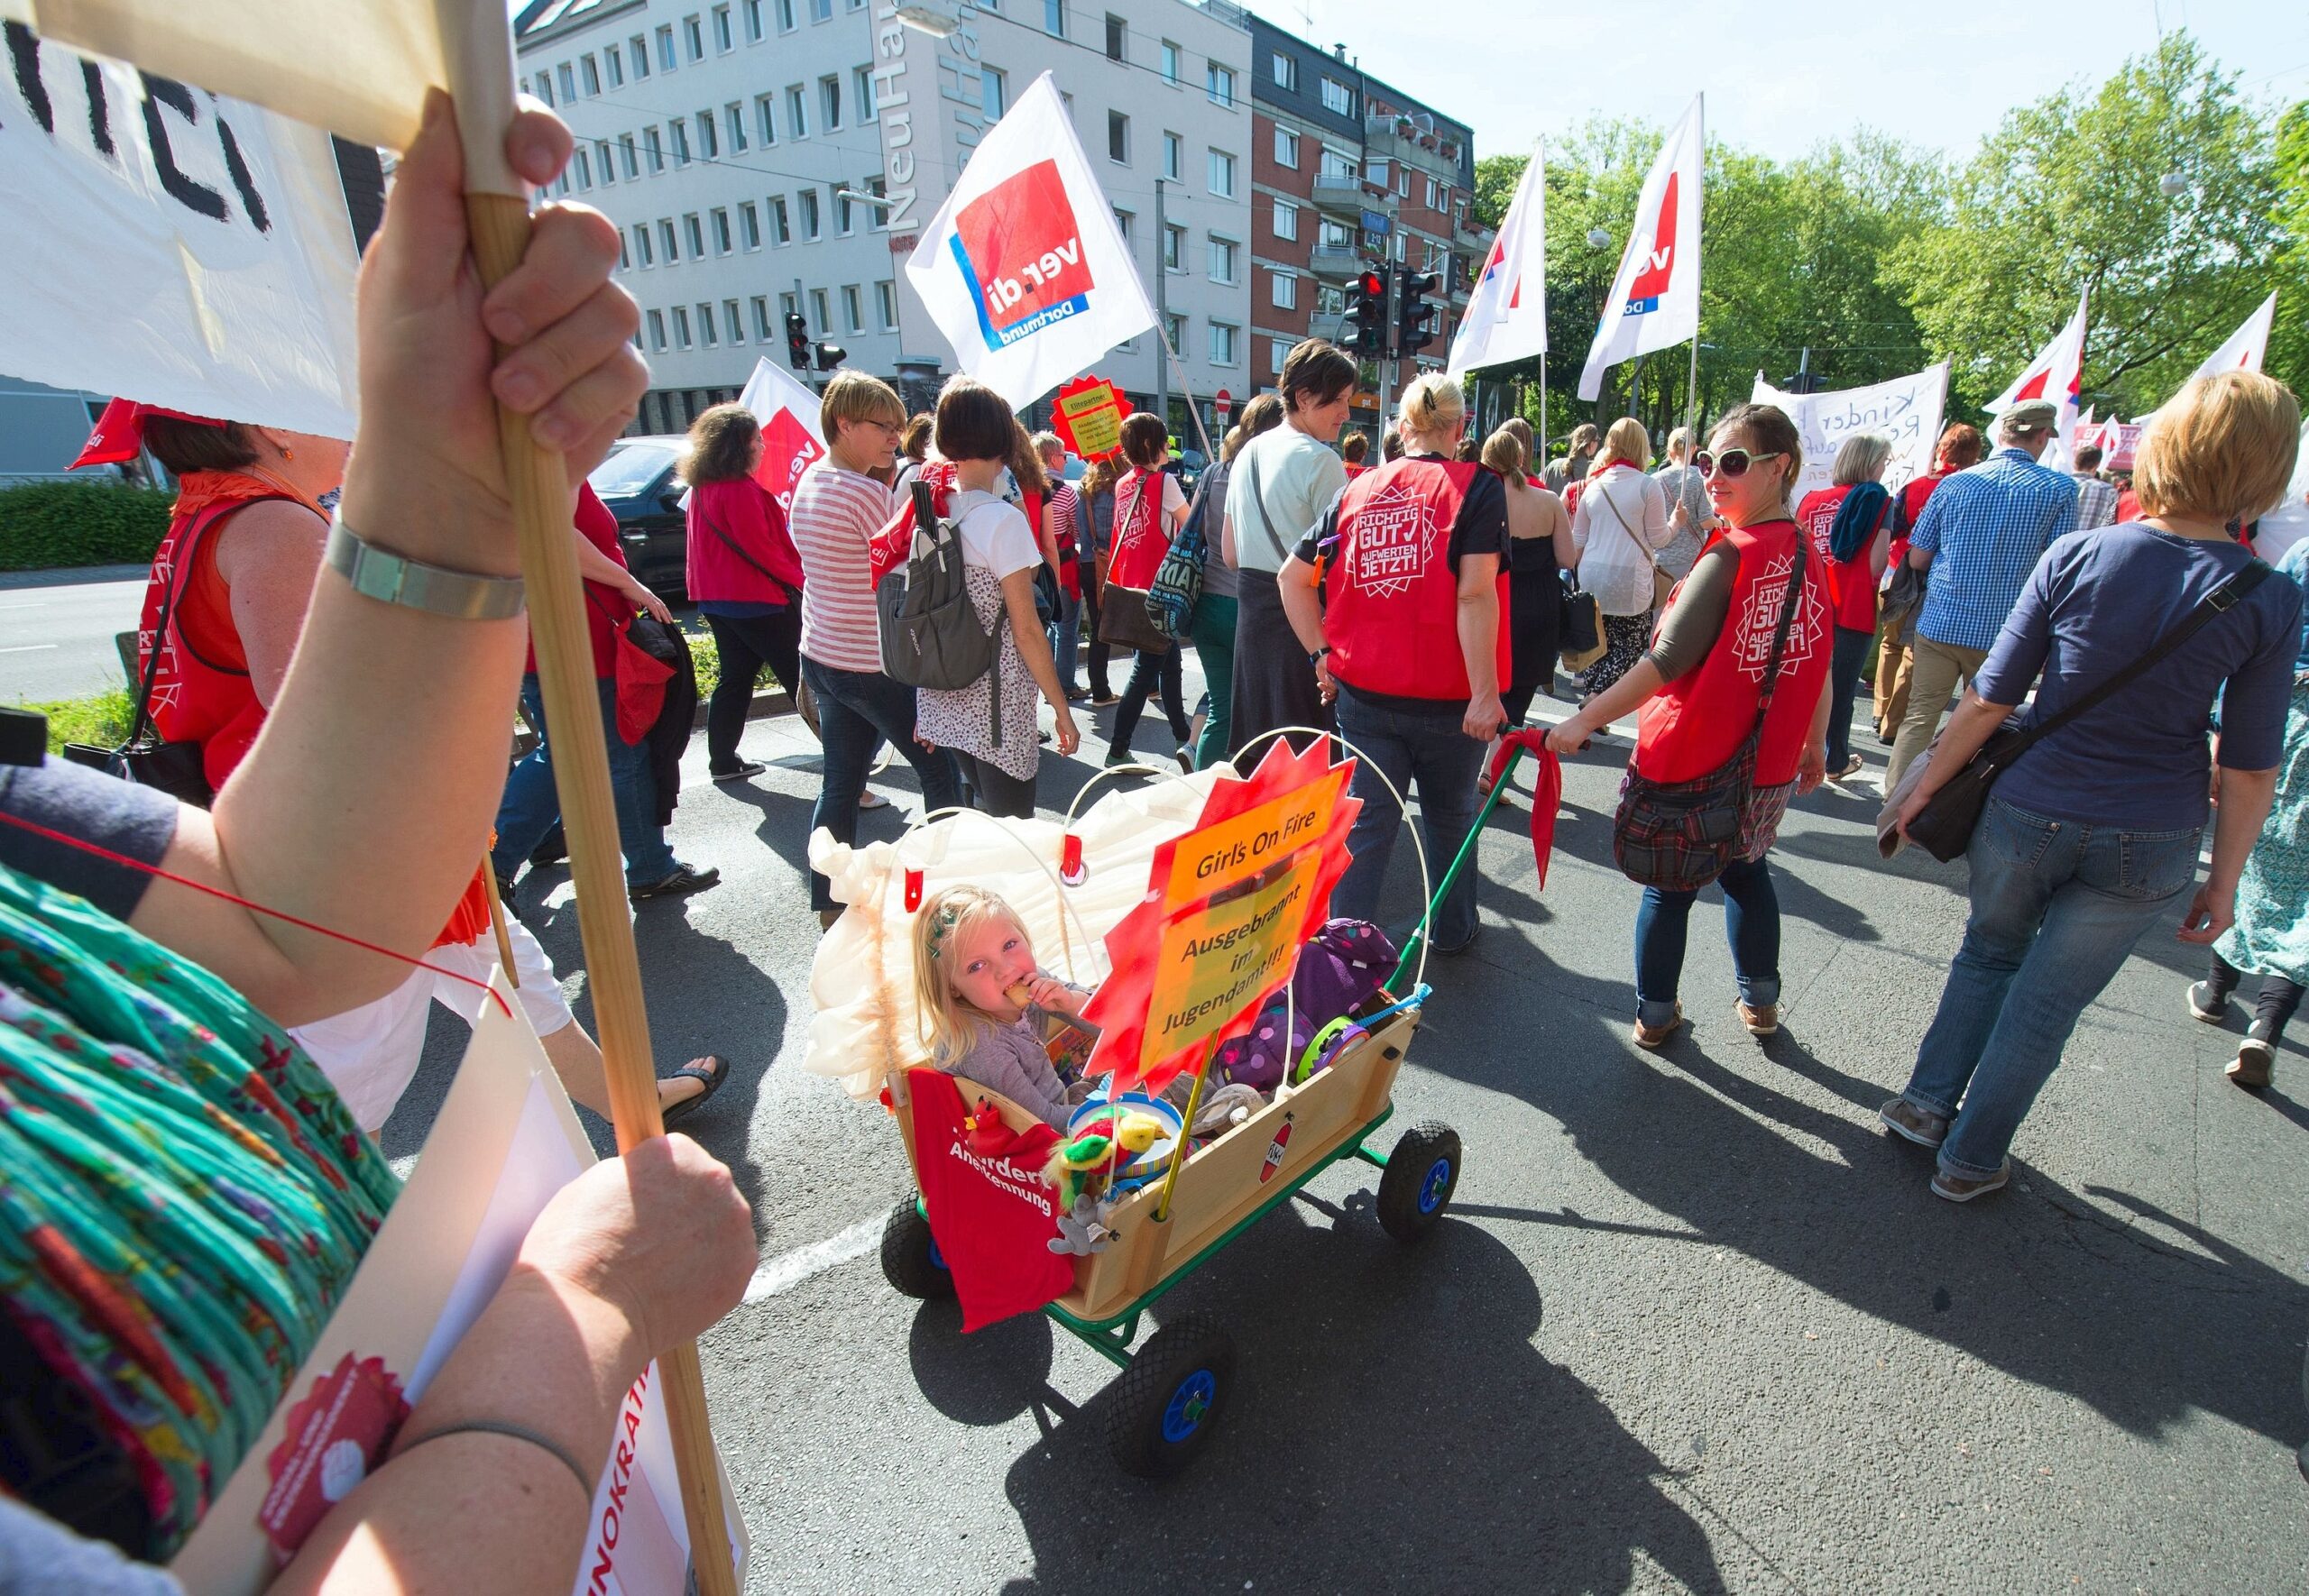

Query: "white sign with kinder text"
left=1752, top=363, right=1949, bottom=501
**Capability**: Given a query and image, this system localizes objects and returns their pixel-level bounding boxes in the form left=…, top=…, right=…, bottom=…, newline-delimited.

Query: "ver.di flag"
left=903, top=71, right=1156, bottom=409
left=1985, top=286, right=2088, bottom=465
left=1578, top=95, right=1702, bottom=402
left=1447, top=142, right=1546, bottom=377
left=735, top=357, right=826, bottom=515
left=2184, top=290, right=2277, bottom=383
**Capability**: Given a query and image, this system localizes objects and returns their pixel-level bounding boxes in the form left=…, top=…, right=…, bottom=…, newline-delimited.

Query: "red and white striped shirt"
left=791, top=459, right=896, bottom=673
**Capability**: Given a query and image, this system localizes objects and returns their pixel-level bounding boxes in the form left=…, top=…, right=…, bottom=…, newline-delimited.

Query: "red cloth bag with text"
left=906, top=1069, right=1071, bottom=1331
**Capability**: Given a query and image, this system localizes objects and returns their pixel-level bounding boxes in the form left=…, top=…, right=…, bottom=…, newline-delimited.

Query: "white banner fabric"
left=1447, top=143, right=1546, bottom=377
left=1752, top=362, right=1950, bottom=500
left=1578, top=95, right=1702, bottom=402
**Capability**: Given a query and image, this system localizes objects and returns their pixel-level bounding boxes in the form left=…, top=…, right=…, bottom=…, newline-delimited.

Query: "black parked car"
left=587, top=435, right=691, bottom=601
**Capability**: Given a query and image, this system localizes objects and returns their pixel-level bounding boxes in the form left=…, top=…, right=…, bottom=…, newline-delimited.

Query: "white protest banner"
left=736, top=357, right=827, bottom=516
left=1752, top=362, right=1949, bottom=500
left=1578, top=95, right=1702, bottom=401
left=2185, top=290, right=2277, bottom=383
left=174, top=980, right=747, bottom=1595
left=903, top=71, right=1155, bottom=409
left=1448, top=142, right=1545, bottom=377
left=0, top=24, right=362, bottom=439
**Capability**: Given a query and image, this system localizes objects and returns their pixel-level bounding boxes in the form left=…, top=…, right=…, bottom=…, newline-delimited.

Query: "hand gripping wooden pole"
left=464, top=193, right=741, bottom=1596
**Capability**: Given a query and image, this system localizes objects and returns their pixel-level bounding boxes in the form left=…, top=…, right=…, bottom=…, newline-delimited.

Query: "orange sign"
left=1053, top=374, right=1130, bottom=461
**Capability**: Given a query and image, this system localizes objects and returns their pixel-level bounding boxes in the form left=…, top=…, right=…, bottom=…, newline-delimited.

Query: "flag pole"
left=465, top=191, right=742, bottom=1596
left=1685, top=95, right=1704, bottom=453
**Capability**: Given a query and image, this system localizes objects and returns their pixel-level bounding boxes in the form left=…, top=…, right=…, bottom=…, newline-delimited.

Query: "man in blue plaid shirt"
left=1883, top=399, right=2081, bottom=793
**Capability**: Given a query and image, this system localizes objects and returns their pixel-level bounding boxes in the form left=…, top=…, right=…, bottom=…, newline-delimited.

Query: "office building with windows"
left=512, top=0, right=1254, bottom=436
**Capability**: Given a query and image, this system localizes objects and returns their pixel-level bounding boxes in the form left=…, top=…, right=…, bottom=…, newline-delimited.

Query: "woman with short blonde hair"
left=1568, top=414, right=1675, bottom=693
left=1486, top=425, right=1577, bottom=735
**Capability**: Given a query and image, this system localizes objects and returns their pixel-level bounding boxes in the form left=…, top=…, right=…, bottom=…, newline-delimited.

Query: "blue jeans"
left=1903, top=795, right=2202, bottom=1179
left=1332, top=689, right=1487, bottom=950
left=1826, top=625, right=1874, bottom=769
left=492, top=674, right=676, bottom=888
left=1634, top=853, right=1781, bottom=1030
left=1049, top=590, right=1082, bottom=693
left=802, top=656, right=963, bottom=912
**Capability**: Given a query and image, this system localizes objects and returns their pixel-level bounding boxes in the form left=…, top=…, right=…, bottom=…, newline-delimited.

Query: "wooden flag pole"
left=463, top=192, right=741, bottom=1596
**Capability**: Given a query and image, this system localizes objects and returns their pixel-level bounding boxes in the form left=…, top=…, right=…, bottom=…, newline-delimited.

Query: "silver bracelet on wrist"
left=325, top=516, right=526, bottom=620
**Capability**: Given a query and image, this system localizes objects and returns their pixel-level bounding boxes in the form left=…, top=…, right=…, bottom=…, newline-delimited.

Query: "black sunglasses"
left=1695, top=448, right=1784, bottom=480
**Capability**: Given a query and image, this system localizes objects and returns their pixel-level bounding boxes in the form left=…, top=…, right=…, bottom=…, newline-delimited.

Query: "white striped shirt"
left=791, top=460, right=896, bottom=673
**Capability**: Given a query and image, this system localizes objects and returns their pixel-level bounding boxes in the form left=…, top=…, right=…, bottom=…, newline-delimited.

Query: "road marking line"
left=741, top=1214, right=882, bottom=1302
left=0, top=643, right=59, bottom=653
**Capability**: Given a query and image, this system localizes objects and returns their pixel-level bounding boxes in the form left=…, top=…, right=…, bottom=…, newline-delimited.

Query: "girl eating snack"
left=912, top=885, right=1098, bottom=1129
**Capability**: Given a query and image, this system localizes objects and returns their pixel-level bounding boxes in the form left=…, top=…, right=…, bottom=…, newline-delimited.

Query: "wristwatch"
left=1310, top=645, right=1332, bottom=664
left=326, top=518, right=526, bottom=620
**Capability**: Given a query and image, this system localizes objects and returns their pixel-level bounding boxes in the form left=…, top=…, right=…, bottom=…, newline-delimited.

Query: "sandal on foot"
left=660, top=1054, right=731, bottom=1129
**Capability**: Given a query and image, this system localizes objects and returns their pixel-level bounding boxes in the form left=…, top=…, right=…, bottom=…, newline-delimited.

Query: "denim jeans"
left=803, top=656, right=964, bottom=911
left=1903, top=795, right=2203, bottom=1179
left=1633, top=854, right=1781, bottom=1030
left=1332, top=689, right=1487, bottom=950
left=1826, top=624, right=1874, bottom=769
left=492, top=674, right=676, bottom=887
left=1188, top=593, right=1238, bottom=769
left=1109, top=642, right=1189, bottom=758
left=1049, top=589, right=1083, bottom=694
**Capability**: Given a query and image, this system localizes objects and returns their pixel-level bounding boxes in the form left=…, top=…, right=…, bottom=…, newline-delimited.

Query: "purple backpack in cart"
left=1211, top=920, right=1397, bottom=1091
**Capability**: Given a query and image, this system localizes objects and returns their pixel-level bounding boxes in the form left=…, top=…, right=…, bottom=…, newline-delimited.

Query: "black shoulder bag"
left=1904, top=559, right=2273, bottom=862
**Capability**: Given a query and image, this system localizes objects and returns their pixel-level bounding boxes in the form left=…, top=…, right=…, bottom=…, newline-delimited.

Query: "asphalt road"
left=384, top=658, right=2309, bottom=1595
left=0, top=565, right=145, bottom=702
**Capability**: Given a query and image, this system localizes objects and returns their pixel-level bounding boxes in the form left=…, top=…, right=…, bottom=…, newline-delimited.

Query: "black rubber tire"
left=1375, top=1121, right=1461, bottom=1243
left=1104, top=1311, right=1236, bottom=1477
left=879, top=1197, right=954, bottom=1299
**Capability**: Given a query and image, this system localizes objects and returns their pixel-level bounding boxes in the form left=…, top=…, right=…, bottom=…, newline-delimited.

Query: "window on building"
left=1164, top=312, right=1186, bottom=351
left=1208, top=235, right=1237, bottom=286
left=877, top=280, right=898, bottom=329
left=593, top=140, right=614, bottom=183
left=615, top=133, right=636, bottom=179
left=1104, top=13, right=1125, bottom=60
left=755, top=94, right=777, bottom=144
left=711, top=208, right=731, bottom=252
left=1162, top=131, right=1181, bottom=181
left=648, top=309, right=667, bottom=350
left=580, top=55, right=601, bottom=95
left=1271, top=53, right=1297, bottom=91
left=777, top=0, right=796, bottom=27
left=726, top=103, right=747, bottom=151
left=1112, top=207, right=1133, bottom=242
left=572, top=147, right=592, bottom=189
left=655, top=24, right=676, bottom=71
left=1397, top=163, right=1410, bottom=197
left=713, top=5, right=732, bottom=50
left=811, top=0, right=831, bottom=17
left=698, top=302, right=717, bottom=346
left=683, top=14, right=704, bottom=60
left=644, top=125, right=664, bottom=172
left=1271, top=270, right=1296, bottom=309
left=1043, top=0, right=1063, bottom=37
left=724, top=298, right=743, bottom=343
left=1320, top=76, right=1351, bottom=115
left=672, top=305, right=692, bottom=347
left=1318, top=282, right=1344, bottom=316
left=752, top=296, right=773, bottom=339
left=630, top=33, right=649, bottom=75
left=1163, top=224, right=1182, bottom=272
left=633, top=224, right=654, bottom=266
left=1208, top=148, right=1235, bottom=197
left=1423, top=176, right=1439, bottom=210
left=606, top=44, right=625, bottom=86
left=743, top=0, right=764, bottom=41
left=855, top=65, right=875, bottom=121
left=842, top=284, right=864, bottom=334
left=780, top=290, right=798, bottom=322
left=670, top=120, right=692, bottom=165
left=981, top=67, right=1006, bottom=120
left=659, top=217, right=679, bottom=261
left=1270, top=335, right=1292, bottom=374
left=697, top=112, right=718, bottom=160
left=768, top=194, right=790, bottom=243
left=685, top=214, right=705, bottom=257
left=836, top=188, right=854, bottom=234
left=1274, top=126, right=1298, bottom=168
left=1273, top=198, right=1299, bottom=241
left=1320, top=146, right=1356, bottom=180
left=739, top=201, right=761, bottom=248
left=1206, top=63, right=1235, bottom=108
left=810, top=288, right=831, bottom=335
left=1160, top=41, right=1179, bottom=82
left=1318, top=218, right=1350, bottom=250
left=1210, top=321, right=1238, bottom=366
left=1107, top=111, right=1127, bottom=165
left=548, top=63, right=569, bottom=102
left=787, top=85, right=807, bottom=137
left=799, top=188, right=820, bottom=239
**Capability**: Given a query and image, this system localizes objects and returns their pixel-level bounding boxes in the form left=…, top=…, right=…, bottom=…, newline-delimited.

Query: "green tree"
left=2268, top=100, right=2309, bottom=400
left=1884, top=32, right=2287, bottom=417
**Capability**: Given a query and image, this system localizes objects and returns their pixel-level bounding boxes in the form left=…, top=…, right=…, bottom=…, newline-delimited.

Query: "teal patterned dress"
left=2215, top=675, right=2309, bottom=986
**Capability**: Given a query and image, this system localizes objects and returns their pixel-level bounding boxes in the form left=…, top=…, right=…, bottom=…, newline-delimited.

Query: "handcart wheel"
left=1375, top=1122, right=1461, bottom=1243
left=879, top=1197, right=955, bottom=1300
left=1105, top=1311, right=1236, bottom=1477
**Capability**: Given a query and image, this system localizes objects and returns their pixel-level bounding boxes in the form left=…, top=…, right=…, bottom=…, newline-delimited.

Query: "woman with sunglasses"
left=1547, top=405, right=1833, bottom=1050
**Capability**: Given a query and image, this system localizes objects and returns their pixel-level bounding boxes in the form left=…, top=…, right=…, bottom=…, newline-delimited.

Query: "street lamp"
left=2157, top=172, right=2188, bottom=197
left=835, top=188, right=896, bottom=211
left=893, top=2, right=961, bottom=35
left=1587, top=226, right=1612, bottom=249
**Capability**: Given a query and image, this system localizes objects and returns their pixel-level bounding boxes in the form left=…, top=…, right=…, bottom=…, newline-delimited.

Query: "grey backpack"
left=878, top=481, right=1005, bottom=729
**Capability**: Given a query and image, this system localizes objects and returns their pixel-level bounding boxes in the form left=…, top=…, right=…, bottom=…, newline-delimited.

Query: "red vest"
left=139, top=495, right=286, bottom=793
left=1109, top=468, right=1170, bottom=589
left=1634, top=519, right=1832, bottom=786
left=1322, top=457, right=1511, bottom=702
left=1795, top=484, right=1884, bottom=633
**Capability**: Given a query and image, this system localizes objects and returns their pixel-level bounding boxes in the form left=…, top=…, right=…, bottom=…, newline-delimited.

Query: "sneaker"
left=2185, top=980, right=2228, bottom=1023
left=1174, top=747, right=1196, bottom=774
left=1878, top=1097, right=1949, bottom=1149
left=1090, top=692, right=1120, bottom=708
left=630, top=863, right=721, bottom=899
left=1103, top=749, right=1136, bottom=769
left=1930, top=1161, right=2010, bottom=1203
left=1632, top=1004, right=1683, bottom=1050
left=2227, top=1039, right=2275, bottom=1089
left=711, top=760, right=766, bottom=784
left=1734, top=1000, right=1780, bottom=1037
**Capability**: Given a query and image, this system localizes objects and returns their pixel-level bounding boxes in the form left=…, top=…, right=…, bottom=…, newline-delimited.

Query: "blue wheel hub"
left=1417, top=1157, right=1452, bottom=1215
left=928, top=1235, right=947, bottom=1270
left=1162, top=1369, right=1217, bottom=1443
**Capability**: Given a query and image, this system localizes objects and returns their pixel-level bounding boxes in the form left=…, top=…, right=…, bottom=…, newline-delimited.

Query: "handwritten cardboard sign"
left=1053, top=375, right=1131, bottom=462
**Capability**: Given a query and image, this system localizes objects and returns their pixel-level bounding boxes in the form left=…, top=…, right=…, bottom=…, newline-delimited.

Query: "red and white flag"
left=1448, top=142, right=1546, bottom=377
left=1986, top=287, right=2089, bottom=461
left=1578, top=95, right=1702, bottom=401
left=2184, top=291, right=2277, bottom=383
left=734, top=358, right=827, bottom=516
left=903, top=72, right=1154, bottom=409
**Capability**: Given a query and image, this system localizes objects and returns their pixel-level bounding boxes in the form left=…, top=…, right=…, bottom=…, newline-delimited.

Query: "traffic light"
left=1395, top=270, right=1440, bottom=357
left=814, top=340, right=846, bottom=372
left=1343, top=264, right=1391, bottom=357
left=785, top=310, right=811, bottom=371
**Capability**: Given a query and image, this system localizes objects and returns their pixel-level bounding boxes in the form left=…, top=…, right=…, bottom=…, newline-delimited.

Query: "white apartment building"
left=512, top=0, right=1254, bottom=436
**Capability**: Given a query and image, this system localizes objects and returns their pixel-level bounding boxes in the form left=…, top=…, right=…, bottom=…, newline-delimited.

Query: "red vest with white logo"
left=1633, top=518, right=1832, bottom=786
left=137, top=495, right=288, bottom=795
left=1322, top=457, right=1511, bottom=701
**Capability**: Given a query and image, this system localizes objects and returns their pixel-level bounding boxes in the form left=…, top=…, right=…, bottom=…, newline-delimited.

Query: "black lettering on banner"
left=5, top=21, right=51, bottom=133
left=80, top=57, right=114, bottom=157
left=139, top=71, right=230, bottom=222
left=216, top=109, right=270, bottom=232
